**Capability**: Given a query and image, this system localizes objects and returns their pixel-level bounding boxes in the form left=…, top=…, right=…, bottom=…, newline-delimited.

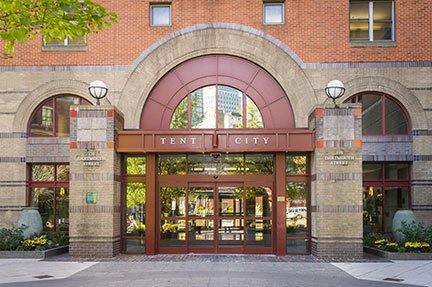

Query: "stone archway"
left=140, top=55, right=295, bottom=130
left=118, top=24, right=317, bottom=129
left=13, top=79, right=110, bottom=133
left=340, top=76, right=428, bottom=130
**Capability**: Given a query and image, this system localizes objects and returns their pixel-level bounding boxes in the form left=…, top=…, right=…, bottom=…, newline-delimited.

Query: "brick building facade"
left=0, top=0, right=431, bottom=259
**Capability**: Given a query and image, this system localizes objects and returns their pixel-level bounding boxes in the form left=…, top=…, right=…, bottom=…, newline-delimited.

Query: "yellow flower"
left=374, top=239, right=388, bottom=245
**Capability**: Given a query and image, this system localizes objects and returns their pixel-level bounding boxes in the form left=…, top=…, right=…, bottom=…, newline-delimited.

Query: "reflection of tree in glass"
left=158, top=155, right=187, bottom=175
left=127, top=157, right=146, bottom=175
left=170, top=97, right=188, bottom=128
left=246, top=98, right=264, bottom=128
left=31, top=188, right=54, bottom=229
left=286, top=182, right=306, bottom=200
left=56, top=165, right=69, bottom=181
left=246, top=155, right=273, bottom=174
left=286, top=156, right=307, bottom=174
left=221, top=154, right=244, bottom=174
left=32, top=165, right=54, bottom=181
left=170, top=96, right=205, bottom=129
left=160, top=187, right=186, bottom=217
left=127, top=183, right=145, bottom=209
left=246, top=187, right=271, bottom=216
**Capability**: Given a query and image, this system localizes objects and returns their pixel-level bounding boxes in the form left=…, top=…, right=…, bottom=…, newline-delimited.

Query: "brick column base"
left=70, top=238, right=121, bottom=258
left=312, top=238, right=363, bottom=260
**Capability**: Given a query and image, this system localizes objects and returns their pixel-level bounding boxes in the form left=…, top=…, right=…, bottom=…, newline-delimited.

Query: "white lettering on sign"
left=159, top=136, right=271, bottom=146
left=160, top=137, right=198, bottom=145
left=324, top=150, right=355, bottom=166
left=233, top=137, right=270, bottom=145
left=76, top=150, right=105, bottom=167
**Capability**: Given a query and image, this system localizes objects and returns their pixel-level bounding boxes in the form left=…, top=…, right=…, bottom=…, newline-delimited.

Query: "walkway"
left=0, top=254, right=430, bottom=287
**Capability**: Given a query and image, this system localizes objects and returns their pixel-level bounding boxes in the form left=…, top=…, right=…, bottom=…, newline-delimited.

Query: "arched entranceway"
left=140, top=55, right=295, bottom=130
left=118, top=55, right=313, bottom=255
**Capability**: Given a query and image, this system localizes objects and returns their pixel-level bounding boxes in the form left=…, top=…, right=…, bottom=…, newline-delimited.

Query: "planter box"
left=0, top=245, right=68, bottom=259
left=364, top=246, right=432, bottom=260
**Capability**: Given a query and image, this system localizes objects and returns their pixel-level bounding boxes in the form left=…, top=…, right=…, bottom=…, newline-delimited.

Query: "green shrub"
left=45, top=231, right=69, bottom=247
left=0, top=226, right=26, bottom=250
left=363, top=232, right=385, bottom=247
left=398, top=221, right=432, bottom=244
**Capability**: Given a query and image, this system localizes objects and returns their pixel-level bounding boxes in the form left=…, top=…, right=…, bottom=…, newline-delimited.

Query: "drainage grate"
left=383, top=278, right=404, bottom=282
left=33, top=275, right=54, bottom=279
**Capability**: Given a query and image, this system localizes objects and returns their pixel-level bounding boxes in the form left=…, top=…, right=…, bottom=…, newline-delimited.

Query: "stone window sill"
left=42, top=45, right=88, bottom=52
left=350, top=41, right=396, bottom=48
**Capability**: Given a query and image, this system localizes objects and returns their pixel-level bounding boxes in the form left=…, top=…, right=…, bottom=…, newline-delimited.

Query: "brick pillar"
left=412, top=131, right=432, bottom=226
left=69, top=105, right=122, bottom=258
left=308, top=104, right=363, bottom=259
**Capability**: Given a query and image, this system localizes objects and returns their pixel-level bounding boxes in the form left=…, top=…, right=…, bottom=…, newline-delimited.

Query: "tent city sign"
left=159, top=136, right=271, bottom=146
left=116, top=130, right=315, bottom=152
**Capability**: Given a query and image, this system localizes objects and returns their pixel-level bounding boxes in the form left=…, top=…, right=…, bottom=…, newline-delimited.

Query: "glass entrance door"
left=217, top=185, right=245, bottom=252
left=159, top=182, right=273, bottom=254
left=188, top=185, right=215, bottom=251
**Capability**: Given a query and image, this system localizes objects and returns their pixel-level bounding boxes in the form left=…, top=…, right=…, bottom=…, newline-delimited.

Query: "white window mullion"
left=369, top=1, right=374, bottom=41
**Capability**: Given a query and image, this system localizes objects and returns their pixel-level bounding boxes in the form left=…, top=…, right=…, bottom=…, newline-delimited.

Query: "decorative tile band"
left=363, top=155, right=413, bottom=161
left=0, top=132, right=27, bottom=139
left=77, top=110, right=115, bottom=118
left=0, top=157, right=26, bottom=163
left=363, top=135, right=413, bottom=142
left=311, top=205, right=362, bottom=213
left=412, top=180, right=432, bottom=186
left=311, top=173, right=362, bottom=181
left=73, top=142, right=113, bottom=149
left=0, top=206, right=26, bottom=210
left=26, top=156, right=69, bottom=163
left=70, top=236, right=121, bottom=242
left=316, top=140, right=361, bottom=148
left=413, top=155, right=432, bottom=161
left=0, top=180, right=26, bottom=187
left=324, top=109, right=356, bottom=116
left=69, top=205, right=121, bottom=214
left=27, top=137, right=70, bottom=144
left=413, top=130, right=432, bottom=136
left=412, top=205, right=432, bottom=210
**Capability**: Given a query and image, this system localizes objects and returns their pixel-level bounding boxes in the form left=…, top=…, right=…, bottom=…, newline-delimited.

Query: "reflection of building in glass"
left=191, top=88, right=204, bottom=127
left=193, top=86, right=215, bottom=128
left=218, top=86, right=243, bottom=128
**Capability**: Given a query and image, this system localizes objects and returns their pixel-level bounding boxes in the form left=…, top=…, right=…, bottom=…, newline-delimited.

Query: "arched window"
left=170, top=85, right=264, bottom=129
left=346, top=93, right=411, bottom=234
left=346, top=93, right=409, bottom=135
left=29, top=95, right=91, bottom=137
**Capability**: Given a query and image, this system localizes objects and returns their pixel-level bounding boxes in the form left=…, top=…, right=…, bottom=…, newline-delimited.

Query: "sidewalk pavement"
left=333, top=261, right=432, bottom=287
left=0, top=255, right=431, bottom=287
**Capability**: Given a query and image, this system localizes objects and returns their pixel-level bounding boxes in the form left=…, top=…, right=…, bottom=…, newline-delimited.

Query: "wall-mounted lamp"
left=88, top=80, right=108, bottom=105
left=325, top=80, right=345, bottom=105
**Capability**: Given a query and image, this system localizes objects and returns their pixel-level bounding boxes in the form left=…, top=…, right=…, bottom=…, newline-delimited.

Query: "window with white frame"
left=263, top=2, right=285, bottom=25
left=43, top=36, right=87, bottom=47
left=150, top=4, right=171, bottom=26
left=350, top=1, right=394, bottom=42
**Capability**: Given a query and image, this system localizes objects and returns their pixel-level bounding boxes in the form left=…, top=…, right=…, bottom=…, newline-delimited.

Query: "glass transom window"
left=345, top=93, right=409, bottom=135
left=150, top=4, right=171, bottom=26
left=263, top=3, right=285, bottom=24
left=29, top=95, right=91, bottom=137
left=170, top=85, right=264, bottom=129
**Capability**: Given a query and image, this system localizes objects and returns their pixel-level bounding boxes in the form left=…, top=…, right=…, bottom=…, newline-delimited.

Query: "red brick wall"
left=1, top=0, right=430, bottom=66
